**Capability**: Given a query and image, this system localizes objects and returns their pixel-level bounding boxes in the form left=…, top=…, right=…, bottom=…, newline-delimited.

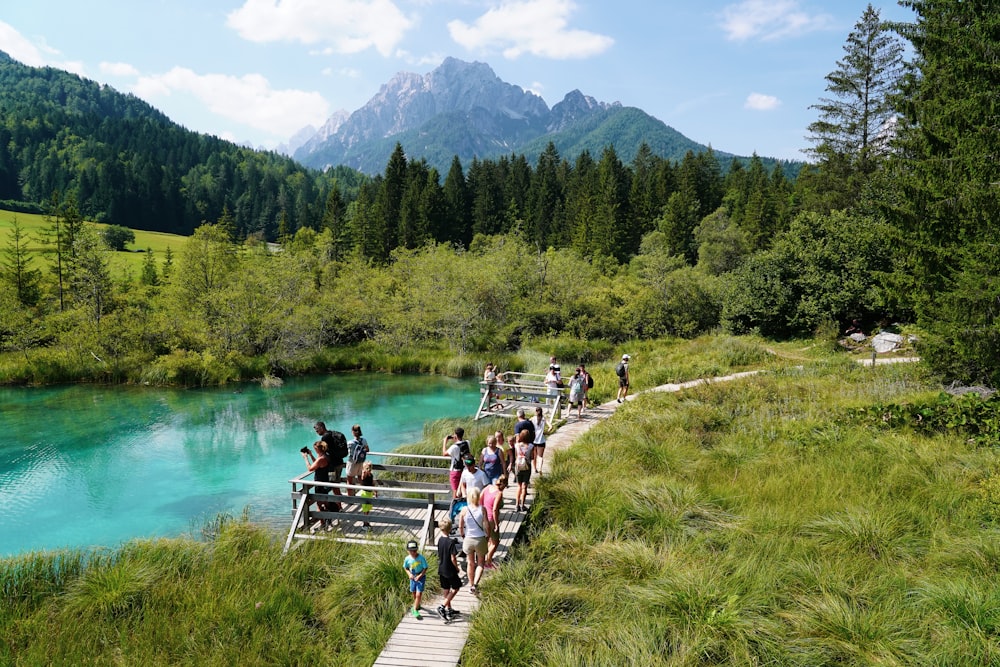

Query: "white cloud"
left=226, top=0, right=413, bottom=57
left=132, top=67, right=330, bottom=138
left=448, top=0, right=613, bottom=60
left=745, top=92, right=781, bottom=110
left=719, top=0, right=834, bottom=42
left=0, top=21, right=86, bottom=75
left=100, top=61, right=140, bottom=78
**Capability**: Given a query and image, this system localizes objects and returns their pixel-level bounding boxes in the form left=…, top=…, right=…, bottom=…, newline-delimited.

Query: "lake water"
left=0, top=374, right=476, bottom=557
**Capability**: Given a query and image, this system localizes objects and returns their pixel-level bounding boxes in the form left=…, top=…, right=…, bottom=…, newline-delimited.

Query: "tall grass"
left=466, top=357, right=1000, bottom=665
left=0, top=519, right=420, bottom=666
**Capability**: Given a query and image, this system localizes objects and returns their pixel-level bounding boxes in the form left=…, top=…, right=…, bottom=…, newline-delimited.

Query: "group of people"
left=300, top=421, right=377, bottom=531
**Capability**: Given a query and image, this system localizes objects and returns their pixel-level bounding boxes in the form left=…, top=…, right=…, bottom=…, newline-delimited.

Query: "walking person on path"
left=513, top=429, right=533, bottom=512
left=531, top=406, right=548, bottom=474
left=435, top=518, right=463, bottom=621
left=514, top=408, right=535, bottom=444
left=616, top=354, right=631, bottom=403
left=403, top=540, right=429, bottom=619
left=443, top=427, right=471, bottom=496
left=458, top=486, right=492, bottom=595
left=580, top=363, right=593, bottom=411
left=345, top=424, right=369, bottom=495
left=481, top=476, right=507, bottom=569
left=479, top=434, right=506, bottom=483
left=567, top=366, right=586, bottom=419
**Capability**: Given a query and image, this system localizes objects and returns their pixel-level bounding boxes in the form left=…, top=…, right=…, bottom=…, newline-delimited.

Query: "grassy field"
left=6, top=335, right=979, bottom=665
left=0, top=207, right=187, bottom=277
left=465, top=351, right=1000, bottom=665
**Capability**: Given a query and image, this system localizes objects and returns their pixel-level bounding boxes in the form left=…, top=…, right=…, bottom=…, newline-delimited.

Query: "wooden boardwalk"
left=373, top=369, right=770, bottom=666
left=372, top=396, right=621, bottom=667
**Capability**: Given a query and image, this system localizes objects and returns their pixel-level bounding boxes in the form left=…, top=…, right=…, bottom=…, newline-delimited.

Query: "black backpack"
left=586, top=373, right=594, bottom=389
left=615, top=362, right=627, bottom=378
left=327, top=430, right=349, bottom=461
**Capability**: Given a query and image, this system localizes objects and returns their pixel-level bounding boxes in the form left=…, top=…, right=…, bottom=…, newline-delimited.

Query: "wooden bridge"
left=474, top=371, right=568, bottom=423
left=284, top=452, right=454, bottom=554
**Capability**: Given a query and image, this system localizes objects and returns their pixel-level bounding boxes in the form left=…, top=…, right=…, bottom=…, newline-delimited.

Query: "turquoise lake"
left=0, top=374, right=476, bottom=557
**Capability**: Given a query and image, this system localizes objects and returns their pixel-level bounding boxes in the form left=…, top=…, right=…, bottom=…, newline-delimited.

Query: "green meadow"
left=6, top=336, right=997, bottom=665
left=0, top=208, right=186, bottom=277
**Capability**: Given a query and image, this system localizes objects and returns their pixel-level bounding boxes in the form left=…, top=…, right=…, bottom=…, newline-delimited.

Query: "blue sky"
left=0, top=1, right=913, bottom=161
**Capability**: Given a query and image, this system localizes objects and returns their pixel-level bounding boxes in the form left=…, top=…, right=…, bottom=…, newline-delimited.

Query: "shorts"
left=619, top=378, right=629, bottom=388
left=345, top=460, right=364, bottom=479
left=516, top=469, right=532, bottom=485
left=463, top=535, right=487, bottom=557
left=409, top=577, right=426, bottom=593
left=439, top=573, right=463, bottom=591
left=449, top=469, right=462, bottom=491
left=533, top=442, right=546, bottom=450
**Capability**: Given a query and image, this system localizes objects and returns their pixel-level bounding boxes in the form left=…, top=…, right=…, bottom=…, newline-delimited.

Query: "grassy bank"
left=6, top=335, right=958, bottom=666
left=465, top=355, right=1000, bottom=665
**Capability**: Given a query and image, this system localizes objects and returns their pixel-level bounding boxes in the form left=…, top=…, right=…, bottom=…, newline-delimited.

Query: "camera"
left=300, top=446, right=310, bottom=454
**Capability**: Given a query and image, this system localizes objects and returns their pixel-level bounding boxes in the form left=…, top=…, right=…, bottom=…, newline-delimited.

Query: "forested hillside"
left=0, top=1, right=997, bottom=389
left=0, top=51, right=364, bottom=238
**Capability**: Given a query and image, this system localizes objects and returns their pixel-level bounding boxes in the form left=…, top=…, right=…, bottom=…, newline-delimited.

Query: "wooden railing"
left=283, top=452, right=454, bottom=554
left=476, top=370, right=567, bottom=422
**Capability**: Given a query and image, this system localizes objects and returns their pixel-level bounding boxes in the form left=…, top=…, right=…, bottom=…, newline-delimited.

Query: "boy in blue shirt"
left=403, top=540, right=429, bottom=618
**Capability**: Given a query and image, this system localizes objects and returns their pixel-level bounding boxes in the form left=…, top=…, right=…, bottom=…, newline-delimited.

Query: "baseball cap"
left=622, top=354, right=630, bottom=360
left=406, top=540, right=418, bottom=550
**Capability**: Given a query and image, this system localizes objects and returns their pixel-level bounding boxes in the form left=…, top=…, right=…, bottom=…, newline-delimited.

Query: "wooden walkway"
left=373, top=369, right=771, bottom=666
left=372, top=395, right=621, bottom=667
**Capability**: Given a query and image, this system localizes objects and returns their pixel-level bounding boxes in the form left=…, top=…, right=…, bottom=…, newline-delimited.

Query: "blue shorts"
left=409, top=577, right=426, bottom=593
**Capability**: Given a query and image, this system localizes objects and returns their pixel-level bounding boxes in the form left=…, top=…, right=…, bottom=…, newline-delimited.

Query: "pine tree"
left=882, top=0, right=1000, bottom=385
left=140, top=248, right=159, bottom=286
left=1, top=216, right=41, bottom=306
left=806, top=4, right=905, bottom=209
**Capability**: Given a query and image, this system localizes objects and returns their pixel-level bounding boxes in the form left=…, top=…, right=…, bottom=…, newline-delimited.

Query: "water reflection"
left=0, top=374, right=474, bottom=556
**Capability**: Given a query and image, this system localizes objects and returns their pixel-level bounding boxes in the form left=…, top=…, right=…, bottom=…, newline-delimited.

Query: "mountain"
left=293, top=57, right=735, bottom=175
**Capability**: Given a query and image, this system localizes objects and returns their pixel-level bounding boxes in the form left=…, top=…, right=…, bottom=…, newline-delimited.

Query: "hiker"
left=436, top=518, right=463, bottom=621
left=314, top=421, right=347, bottom=503
left=345, top=423, right=369, bottom=494
left=458, top=486, right=492, bottom=595
left=457, top=456, right=491, bottom=498
left=443, top=427, right=471, bottom=496
left=479, top=434, right=506, bottom=483
left=580, top=363, right=593, bottom=411
left=513, top=429, right=533, bottom=512
left=403, top=540, right=428, bottom=618
left=514, top=408, right=535, bottom=444
left=545, top=363, right=561, bottom=403
left=568, top=366, right=586, bottom=419
left=616, top=354, right=631, bottom=403
left=531, top=406, right=548, bottom=474
left=481, top=476, right=507, bottom=569
left=300, top=440, right=333, bottom=532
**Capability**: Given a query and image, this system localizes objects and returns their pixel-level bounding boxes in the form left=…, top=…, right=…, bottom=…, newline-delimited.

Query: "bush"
left=101, top=224, right=135, bottom=251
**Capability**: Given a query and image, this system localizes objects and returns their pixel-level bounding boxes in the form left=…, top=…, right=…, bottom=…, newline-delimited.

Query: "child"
left=403, top=540, right=428, bottom=619
left=358, top=461, right=377, bottom=529
left=436, top=518, right=463, bottom=621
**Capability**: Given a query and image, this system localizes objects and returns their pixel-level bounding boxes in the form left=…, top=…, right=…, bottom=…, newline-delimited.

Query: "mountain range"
left=288, top=57, right=757, bottom=176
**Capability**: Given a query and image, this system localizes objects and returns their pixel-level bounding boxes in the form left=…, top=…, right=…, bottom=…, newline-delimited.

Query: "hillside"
left=0, top=51, right=360, bottom=239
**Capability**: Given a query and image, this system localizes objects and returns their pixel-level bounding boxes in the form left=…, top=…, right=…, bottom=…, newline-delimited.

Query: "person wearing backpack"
left=443, top=427, right=472, bottom=496
left=616, top=354, right=631, bottom=403
left=314, top=421, right=347, bottom=508
left=345, top=423, right=369, bottom=495
left=513, top=429, right=533, bottom=512
left=581, top=363, right=593, bottom=411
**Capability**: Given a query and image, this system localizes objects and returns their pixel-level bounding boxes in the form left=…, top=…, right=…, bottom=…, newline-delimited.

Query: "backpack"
left=515, top=446, right=529, bottom=472
left=615, top=362, right=627, bottom=378
left=349, top=437, right=367, bottom=464
left=586, top=373, right=594, bottom=389
left=328, top=430, right=349, bottom=461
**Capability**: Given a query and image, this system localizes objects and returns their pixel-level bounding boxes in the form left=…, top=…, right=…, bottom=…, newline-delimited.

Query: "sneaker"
left=618, top=398, right=623, bottom=403
left=411, top=608, right=421, bottom=619
left=437, top=605, right=447, bottom=619
left=470, top=586, right=478, bottom=595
